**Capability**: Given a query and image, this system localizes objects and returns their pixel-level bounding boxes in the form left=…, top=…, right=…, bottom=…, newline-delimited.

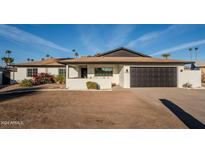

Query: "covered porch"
left=65, top=64, right=126, bottom=90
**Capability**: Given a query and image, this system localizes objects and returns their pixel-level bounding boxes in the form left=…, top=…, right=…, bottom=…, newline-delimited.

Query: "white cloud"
left=106, top=25, right=136, bottom=48
left=126, top=25, right=195, bottom=48
left=151, top=39, right=205, bottom=56
left=77, top=25, right=101, bottom=52
left=0, top=24, right=69, bottom=52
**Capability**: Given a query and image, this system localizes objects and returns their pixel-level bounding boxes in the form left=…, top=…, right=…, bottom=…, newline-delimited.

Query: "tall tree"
left=188, top=48, right=193, bottom=60
left=161, top=53, right=171, bottom=60
left=1, top=50, right=14, bottom=66
left=46, top=54, right=50, bottom=58
left=27, top=58, right=31, bottom=61
left=31, top=59, right=34, bottom=61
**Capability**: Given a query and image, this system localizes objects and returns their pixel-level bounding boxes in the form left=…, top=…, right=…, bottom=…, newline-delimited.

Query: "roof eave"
left=61, top=61, right=190, bottom=65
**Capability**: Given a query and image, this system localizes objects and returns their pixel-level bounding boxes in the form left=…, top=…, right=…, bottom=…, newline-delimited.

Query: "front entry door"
left=81, top=68, right=87, bottom=78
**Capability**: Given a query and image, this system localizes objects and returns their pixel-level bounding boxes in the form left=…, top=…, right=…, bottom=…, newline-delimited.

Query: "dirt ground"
left=0, top=83, right=65, bottom=93
left=0, top=88, right=204, bottom=129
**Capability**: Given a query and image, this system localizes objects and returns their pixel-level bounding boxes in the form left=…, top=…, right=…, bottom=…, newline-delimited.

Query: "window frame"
left=27, top=68, right=38, bottom=77
left=58, top=68, right=66, bottom=76
left=94, top=67, right=113, bottom=77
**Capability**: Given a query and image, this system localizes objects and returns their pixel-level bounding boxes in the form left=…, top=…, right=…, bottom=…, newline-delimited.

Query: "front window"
left=58, top=68, right=66, bottom=76
left=95, top=67, right=113, bottom=76
left=27, top=68, right=38, bottom=77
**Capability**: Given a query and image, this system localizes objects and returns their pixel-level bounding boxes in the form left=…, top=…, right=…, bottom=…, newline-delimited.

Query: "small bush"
left=182, top=82, right=192, bottom=88
left=20, top=79, right=33, bottom=87
left=55, top=75, right=65, bottom=84
left=86, top=81, right=99, bottom=89
left=33, top=73, right=55, bottom=85
left=112, top=83, right=116, bottom=87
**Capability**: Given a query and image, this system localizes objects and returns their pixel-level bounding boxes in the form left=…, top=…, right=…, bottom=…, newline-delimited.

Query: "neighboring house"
left=195, top=61, right=205, bottom=75
left=12, top=47, right=201, bottom=89
left=11, top=58, right=68, bottom=83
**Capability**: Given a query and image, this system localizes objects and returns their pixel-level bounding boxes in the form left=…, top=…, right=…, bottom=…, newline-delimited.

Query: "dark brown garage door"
left=130, top=67, right=177, bottom=87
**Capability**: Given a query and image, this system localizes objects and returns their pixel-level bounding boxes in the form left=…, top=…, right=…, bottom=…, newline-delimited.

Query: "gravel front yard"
left=0, top=88, right=204, bottom=128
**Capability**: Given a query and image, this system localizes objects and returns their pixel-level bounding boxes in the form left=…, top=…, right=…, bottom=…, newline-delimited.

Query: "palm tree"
left=1, top=50, right=14, bottom=66
left=31, top=59, right=34, bottom=61
left=46, top=54, right=50, bottom=58
left=188, top=48, right=193, bottom=60
left=72, top=49, right=79, bottom=58
left=194, top=47, right=199, bottom=61
left=74, top=52, right=79, bottom=58
left=27, top=58, right=31, bottom=61
left=5, top=50, right=12, bottom=57
left=161, top=53, right=171, bottom=60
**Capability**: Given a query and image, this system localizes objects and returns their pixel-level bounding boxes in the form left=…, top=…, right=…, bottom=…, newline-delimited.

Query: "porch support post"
left=66, top=64, right=69, bottom=88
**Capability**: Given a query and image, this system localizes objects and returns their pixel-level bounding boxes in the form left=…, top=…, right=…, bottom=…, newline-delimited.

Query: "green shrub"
left=86, top=81, right=99, bottom=89
left=20, top=79, right=33, bottom=87
left=182, top=82, right=192, bottom=88
left=55, top=75, right=65, bottom=84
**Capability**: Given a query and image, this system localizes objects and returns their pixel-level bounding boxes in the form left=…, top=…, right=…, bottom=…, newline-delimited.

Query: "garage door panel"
left=130, top=67, right=177, bottom=87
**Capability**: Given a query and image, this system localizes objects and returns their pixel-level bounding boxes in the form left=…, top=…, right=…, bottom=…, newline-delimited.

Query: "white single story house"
left=11, top=47, right=201, bottom=89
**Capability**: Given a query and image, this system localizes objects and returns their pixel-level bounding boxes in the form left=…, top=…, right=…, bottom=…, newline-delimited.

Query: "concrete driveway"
left=0, top=88, right=205, bottom=128
left=125, top=88, right=205, bottom=128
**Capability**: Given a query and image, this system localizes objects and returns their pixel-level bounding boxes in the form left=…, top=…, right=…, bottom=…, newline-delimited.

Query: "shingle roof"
left=98, top=47, right=150, bottom=57
left=12, top=58, right=68, bottom=67
left=60, top=57, right=193, bottom=64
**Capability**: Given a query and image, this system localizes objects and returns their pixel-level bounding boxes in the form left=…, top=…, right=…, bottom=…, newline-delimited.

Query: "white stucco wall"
left=87, top=64, right=120, bottom=85
left=13, top=67, right=65, bottom=82
left=177, top=66, right=201, bottom=88
left=67, top=78, right=112, bottom=90
left=68, top=66, right=80, bottom=78
left=119, top=65, right=124, bottom=87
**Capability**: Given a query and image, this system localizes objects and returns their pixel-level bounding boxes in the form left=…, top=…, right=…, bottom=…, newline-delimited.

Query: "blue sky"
left=0, top=24, right=205, bottom=65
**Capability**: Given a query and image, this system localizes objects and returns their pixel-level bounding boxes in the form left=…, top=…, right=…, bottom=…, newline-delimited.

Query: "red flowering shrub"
left=33, top=73, right=55, bottom=85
